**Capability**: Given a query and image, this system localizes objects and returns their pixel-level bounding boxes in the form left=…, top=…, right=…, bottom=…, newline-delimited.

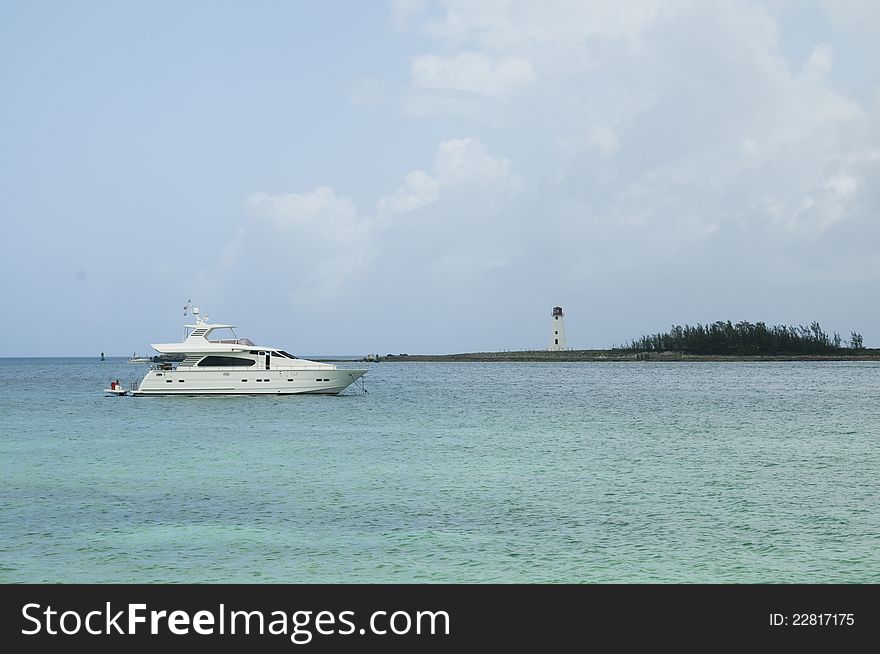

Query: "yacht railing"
left=163, top=365, right=343, bottom=371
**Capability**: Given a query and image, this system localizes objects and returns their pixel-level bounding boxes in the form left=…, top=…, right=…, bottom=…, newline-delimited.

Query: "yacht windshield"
left=207, top=327, right=246, bottom=344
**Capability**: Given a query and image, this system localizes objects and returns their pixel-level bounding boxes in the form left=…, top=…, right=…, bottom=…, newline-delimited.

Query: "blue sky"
left=2, top=1, right=878, bottom=356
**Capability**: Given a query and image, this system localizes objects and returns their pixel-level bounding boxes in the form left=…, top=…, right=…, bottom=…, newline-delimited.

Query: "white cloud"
left=242, top=186, right=363, bottom=240
left=378, top=137, right=520, bottom=218
left=206, top=137, right=520, bottom=311
left=390, top=0, right=427, bottom=30
left=214, top=186, right=375, bottom=302
left=411, top=52, right=536, bottom=97
left=819, top=0, right=880, bottom=45
left=422, top=0, right=664, bottom=51
left=376, top=169, right=441, bottom=215
left=433, top=137, right=519, bottom=186
left=802, top=43, right=832, bottom=78
left=586, top=125, right=619, bottom=155
left=825, top=173, right=858, bottom=199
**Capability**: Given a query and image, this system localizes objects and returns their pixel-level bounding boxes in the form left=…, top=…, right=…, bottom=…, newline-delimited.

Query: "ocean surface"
left=1, top=358, right=877, bottom=583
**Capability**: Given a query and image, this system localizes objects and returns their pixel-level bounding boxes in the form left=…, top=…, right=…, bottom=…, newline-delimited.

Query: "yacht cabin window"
left=197, top=356, right=256, bottom=367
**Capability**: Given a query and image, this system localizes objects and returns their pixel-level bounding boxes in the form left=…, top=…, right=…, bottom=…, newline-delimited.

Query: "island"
left=377, top=321, right=878, bottom=362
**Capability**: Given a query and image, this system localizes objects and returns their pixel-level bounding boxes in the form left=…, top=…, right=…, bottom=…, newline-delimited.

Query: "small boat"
left=128, top=352, right=150, bottom=363
left=105, top=380, right=128, bottom=396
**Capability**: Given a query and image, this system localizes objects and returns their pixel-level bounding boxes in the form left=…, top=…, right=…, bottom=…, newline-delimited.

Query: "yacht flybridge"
left=131, top=306, right=366, bottom=396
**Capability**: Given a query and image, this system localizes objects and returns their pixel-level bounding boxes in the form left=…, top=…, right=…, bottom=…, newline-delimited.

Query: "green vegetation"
left=616, top=321, right=866, bottom=356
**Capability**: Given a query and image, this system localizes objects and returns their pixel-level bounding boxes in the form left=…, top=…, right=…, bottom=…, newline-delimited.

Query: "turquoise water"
left=1, top=358, right=877, bottom=583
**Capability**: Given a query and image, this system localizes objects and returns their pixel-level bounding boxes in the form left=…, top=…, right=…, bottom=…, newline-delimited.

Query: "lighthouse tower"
left=549, top=306, right=567, bottom=351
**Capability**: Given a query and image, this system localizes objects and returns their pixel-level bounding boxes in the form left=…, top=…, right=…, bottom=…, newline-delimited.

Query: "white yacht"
left=131, top=307, right=366, bottom=396
left=128, top=352, right=151, bottom=363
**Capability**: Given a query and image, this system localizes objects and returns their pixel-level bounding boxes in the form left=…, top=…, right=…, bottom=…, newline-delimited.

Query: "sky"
left=1, top=0, right=878, bottom=356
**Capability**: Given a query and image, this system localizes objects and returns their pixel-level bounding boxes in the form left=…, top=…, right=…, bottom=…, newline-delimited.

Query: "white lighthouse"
left=549, top=306, right=567, bottom=351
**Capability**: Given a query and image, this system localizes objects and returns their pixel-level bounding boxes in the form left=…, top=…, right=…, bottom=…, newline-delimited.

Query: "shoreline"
left=360, top=349, right=880, bottom=363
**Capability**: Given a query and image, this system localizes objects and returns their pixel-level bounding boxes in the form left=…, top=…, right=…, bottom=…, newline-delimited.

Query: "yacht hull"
left=131, top=368, right=366, bottom=396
